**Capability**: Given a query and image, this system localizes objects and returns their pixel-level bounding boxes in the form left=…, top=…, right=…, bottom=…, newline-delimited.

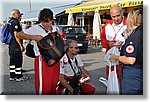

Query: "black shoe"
left=9, top=77, right=16, bottom=81
left=16, top=76, right=29, bottom=82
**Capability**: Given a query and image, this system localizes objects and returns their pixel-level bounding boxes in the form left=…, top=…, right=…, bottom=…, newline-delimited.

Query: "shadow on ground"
left=1, top=67, right=106, bottom=95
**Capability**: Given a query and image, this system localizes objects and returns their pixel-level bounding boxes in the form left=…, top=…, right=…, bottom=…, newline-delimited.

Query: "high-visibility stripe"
left=10, top=65, right=15, bottom=68
left=15, top=71, right=21, bottom=74
left=10, top=70, right=15, bottom=72
left=15, top=67, right=21, bottom=71
left=39, top=55, right=42, bottom=95
left=10, top=65, right=15, bottom=72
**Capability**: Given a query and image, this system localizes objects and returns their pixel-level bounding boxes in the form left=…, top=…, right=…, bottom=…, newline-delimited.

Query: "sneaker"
left=9, top=77, right=16, bottom=81
left=16, top=76, right=29, bottom=82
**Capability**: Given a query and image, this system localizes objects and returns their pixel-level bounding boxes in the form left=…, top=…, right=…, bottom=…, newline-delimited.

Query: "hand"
left=86, top=75, right=91, bottom=82
left=114, top=42, right=123, bottom=48
left=108, top=41, right=115, bottom=48
left=109, top=54, right=118, bottom=63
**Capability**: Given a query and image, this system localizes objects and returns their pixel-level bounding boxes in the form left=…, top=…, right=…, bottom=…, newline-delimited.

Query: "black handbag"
left=37, top=32, right=68, bottom=67
left=25, top=41, right=35, bottom=58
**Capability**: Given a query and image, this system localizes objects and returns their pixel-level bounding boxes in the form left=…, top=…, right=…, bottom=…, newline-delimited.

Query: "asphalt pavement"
left=0, top=44, right=107, bottom=95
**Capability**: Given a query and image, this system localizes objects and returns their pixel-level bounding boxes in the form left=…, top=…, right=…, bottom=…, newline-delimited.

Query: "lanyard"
left=111, top=24, right=125, bottom=40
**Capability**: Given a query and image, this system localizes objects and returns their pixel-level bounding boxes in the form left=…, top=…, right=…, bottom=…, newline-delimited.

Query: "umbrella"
left=93, top=8, right=101, bottom=40
left=67, top=11, right=74, bottom=26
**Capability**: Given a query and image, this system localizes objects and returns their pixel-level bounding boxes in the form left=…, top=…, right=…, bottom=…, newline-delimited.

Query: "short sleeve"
left=76, top=54, right=84, bottom=67
left=23, top=25, right=40, bottom=35
left=124, top=37, right=139, bottom=58
left=59, top=55, right=68, bottom=74
left=11, top=21, right=22, bottom=32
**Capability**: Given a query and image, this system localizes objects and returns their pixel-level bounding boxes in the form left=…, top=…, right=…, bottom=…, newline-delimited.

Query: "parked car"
left=58, top=25, right=88, bottom=53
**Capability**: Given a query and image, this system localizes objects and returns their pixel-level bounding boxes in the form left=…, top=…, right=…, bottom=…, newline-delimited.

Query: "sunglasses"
left=71, top=46, right=79, bottom=50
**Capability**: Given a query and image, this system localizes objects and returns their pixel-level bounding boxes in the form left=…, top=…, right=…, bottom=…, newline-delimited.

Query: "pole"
left=29, top=0, right=31, bottom=11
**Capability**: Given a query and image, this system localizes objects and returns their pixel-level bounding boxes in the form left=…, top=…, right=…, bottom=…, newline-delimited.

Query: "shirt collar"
left=112, top=17, right=124, bottom=27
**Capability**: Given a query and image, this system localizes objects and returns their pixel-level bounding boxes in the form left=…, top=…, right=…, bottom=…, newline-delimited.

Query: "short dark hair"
left=38, top=8, right=53, bottom=22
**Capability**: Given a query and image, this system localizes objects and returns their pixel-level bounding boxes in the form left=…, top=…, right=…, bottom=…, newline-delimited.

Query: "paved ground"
left=0, top=44, right=107, bottom=95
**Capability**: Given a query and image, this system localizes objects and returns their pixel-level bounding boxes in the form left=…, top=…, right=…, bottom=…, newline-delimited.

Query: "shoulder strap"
left=66, top=54, right=76, bottom=76
left=8, top=19, right=14, bottom=23
left=75, top=57, right=78, bottom=67
left=39, top=24, right=49, bottom=33
left=74, top=56, right=82, bottom=76
left=66, top=54, right=82, bottom=77
left=39, top=24, right=56, bottom=43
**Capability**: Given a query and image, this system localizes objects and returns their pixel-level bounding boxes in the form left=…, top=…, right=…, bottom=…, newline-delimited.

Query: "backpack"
left=0, top=19, right=14, bottom=45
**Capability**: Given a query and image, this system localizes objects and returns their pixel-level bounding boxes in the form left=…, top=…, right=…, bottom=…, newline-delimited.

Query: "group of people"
left=3, top=4, right=143, bottom=95
left=6, top=8, right=94, bottom=95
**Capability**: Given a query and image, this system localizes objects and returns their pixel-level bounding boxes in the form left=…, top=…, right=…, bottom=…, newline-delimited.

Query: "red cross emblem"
left=126, top=45, right=134, bottom=53
left=60, top=61, right=64, bottom=68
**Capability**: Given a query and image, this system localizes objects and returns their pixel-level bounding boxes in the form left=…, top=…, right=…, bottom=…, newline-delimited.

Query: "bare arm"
left=17, top=31, right=43, bottom=41
left=59, top=74, right=74, bottom=94
left=14, top=31, right=24, bottom=51
left=80, top=66, right=91, bottom=79
left=110, top=55, right=136, bottom=65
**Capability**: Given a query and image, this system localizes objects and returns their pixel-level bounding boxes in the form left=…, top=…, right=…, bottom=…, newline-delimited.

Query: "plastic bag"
left=107, top=63, right=120, bottom=94
left=99, top=46, right=120, bottom=94
left=99, top=63, right=120, bottom=95
left=104, top=46, right=120, bottom=66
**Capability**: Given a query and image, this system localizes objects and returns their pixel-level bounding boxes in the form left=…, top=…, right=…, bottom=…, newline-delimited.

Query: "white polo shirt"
left=23, top=24, right=58, bottom=56
left=105, top=19, right=127, bottom=43
left=60, top=54, right=84, bottom=77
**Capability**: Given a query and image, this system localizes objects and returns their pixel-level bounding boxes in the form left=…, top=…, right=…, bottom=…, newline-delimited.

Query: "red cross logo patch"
left=126, top=45, right=134, bottom=53
left=60, top=61, right=64, bottom=68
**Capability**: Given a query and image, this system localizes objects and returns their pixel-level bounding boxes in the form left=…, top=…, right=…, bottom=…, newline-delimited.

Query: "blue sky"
left=0, top=0, right=81, bottom=22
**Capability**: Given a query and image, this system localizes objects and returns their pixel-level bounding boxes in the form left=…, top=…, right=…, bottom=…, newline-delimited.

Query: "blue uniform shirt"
left=9, top=17, right=23, bottom=49
left=121, top=25, right=143, bottom=66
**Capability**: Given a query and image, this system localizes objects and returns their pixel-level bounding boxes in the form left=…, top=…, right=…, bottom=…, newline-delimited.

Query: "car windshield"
left=64, top=27, right=86, bottom=34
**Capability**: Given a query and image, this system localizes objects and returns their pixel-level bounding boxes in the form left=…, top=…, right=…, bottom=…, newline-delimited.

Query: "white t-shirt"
left=24, top=24, right=58, bottom=56
left=60, top=54, right=84, bottom=77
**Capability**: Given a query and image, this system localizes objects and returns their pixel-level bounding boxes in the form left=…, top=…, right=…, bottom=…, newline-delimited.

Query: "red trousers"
left=34, top=56, right=60, bottom=95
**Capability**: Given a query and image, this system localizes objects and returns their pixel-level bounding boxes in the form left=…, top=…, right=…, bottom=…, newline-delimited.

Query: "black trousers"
left=9, top=47, right=23, bottom=78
